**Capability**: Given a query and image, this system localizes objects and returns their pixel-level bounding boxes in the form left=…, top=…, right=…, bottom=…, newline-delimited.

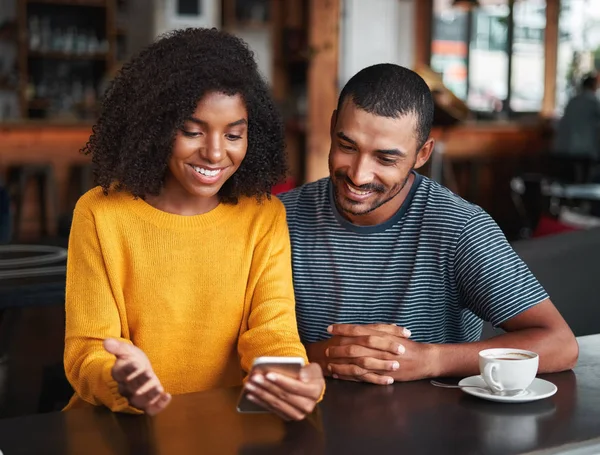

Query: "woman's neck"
left=145, top=180, right=220, bottom=216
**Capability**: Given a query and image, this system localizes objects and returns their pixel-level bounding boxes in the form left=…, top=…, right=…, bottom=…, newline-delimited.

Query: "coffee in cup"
left=479, top=348, right=539, bottom=395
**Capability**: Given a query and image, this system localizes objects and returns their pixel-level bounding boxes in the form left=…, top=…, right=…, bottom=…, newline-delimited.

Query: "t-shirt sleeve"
left=454, top=210, right=548, bottom=326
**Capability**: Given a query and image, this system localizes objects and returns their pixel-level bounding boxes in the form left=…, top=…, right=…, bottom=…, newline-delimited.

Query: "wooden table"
left=0, top=334, right=598, bottom=454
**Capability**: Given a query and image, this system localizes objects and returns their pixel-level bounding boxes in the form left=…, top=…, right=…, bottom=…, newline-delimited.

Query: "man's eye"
left=339, top=143, right=355, bottom=151
left=226, top=134, right=242, bottom=141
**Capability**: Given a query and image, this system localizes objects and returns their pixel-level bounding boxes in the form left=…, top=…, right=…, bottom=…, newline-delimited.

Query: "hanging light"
left=452, top=0, right=481, bottom=10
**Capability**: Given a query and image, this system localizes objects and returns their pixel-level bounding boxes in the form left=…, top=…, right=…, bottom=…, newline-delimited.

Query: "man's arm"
left=429, top=298, right=578, bottom=378
left=324, top=209, right=579, bottom=383
left=443, top=210, right=578, bottom=376
left=325, top=299, right=578, bottom=383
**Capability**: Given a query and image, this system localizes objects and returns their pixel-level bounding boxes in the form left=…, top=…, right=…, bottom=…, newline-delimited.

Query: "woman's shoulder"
left=73, top=186, right=133, bottom=220
left=236, top=195, right=285, bottom=216
left=234, top=195, right=287, bottom=227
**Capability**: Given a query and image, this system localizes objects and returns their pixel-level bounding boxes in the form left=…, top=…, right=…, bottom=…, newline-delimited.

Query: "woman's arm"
left=237, top=206, right=308, bottom=367
left=237, top=203, right=324, bottom=420
left=64, top=208, right=140, bottom=413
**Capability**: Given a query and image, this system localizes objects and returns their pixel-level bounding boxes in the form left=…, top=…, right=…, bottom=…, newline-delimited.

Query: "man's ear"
left=414, top=138, right=435, bottom=170
left=330, top=110, right=337, bottom=137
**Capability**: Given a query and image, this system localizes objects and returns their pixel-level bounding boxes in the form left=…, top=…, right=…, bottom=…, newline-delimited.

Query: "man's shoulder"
left=277, top=178, right=330, bottom=214
left=415, top=175, right=483, bottom=222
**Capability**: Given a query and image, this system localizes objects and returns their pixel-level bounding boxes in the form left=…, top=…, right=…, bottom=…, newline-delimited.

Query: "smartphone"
left=236, top=356, right=305, bottom=413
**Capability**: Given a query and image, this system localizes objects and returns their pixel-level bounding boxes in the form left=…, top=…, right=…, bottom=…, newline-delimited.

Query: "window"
left=177, top=0, right=201, bottom=16
left=511, top=0, right=546, bottom=111
left=555, top=0, right=600, bottom=115
left=431, top=0, right=546, bottom=114
left=431, top=0, right=469, bottom=100
left=468, top=2, right=509, bottom=112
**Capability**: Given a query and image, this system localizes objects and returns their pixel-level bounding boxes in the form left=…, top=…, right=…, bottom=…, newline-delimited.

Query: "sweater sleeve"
left=237, top=205, right=309, bottom=372
left=64, top=208, right=140, bottom=413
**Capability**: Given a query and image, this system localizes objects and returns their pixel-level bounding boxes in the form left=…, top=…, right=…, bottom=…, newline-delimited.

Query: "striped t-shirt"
left=278, top=173, right=548, bottom=344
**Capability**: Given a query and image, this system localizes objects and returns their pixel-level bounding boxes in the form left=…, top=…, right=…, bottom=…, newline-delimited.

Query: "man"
left=278, top=64, right=578, bottom=385
left=553, top=73, right=600, bottom=182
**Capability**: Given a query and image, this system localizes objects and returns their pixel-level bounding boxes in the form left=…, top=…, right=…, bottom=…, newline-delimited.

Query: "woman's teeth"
left=192, top=166, right=221, bottom=177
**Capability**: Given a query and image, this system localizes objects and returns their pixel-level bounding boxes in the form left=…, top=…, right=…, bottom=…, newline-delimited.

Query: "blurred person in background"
left=553, top=73, right=600, bottom=182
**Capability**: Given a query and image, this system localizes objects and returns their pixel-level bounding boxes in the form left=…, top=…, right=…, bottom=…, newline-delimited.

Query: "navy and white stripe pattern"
left=278, top=173, right=548, bottom=344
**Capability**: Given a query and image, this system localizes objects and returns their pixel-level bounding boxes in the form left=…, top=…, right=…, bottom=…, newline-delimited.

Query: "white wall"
left=339, top=0, right=415, bottom=88
left=126, top=0, right=155, bottom=58
left=233, top=29, right=272, bottom=84
left=126, top=0, right=271, bottom=83
left=153, top=0, right=220, bottom=37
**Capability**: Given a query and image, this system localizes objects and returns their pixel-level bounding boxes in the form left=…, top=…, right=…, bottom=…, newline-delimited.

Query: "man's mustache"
left=334, top=171, right=385, bottom=193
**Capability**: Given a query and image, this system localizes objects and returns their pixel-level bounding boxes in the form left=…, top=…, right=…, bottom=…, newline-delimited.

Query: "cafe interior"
left=0, top=0, right=600, bottom=453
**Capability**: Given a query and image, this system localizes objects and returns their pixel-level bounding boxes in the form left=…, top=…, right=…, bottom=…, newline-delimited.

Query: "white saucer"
left=458, top=375, right=558, bottom=403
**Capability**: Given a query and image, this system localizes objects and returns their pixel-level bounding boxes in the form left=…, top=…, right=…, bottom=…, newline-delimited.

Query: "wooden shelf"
left=225, top=21, right=271, bottom=32
left=280, top=55, right=308, bottom=64
left=0, top=82, right=17, bottom=91
left=28, top=99, right=51, bottom=109
left=26, top=0, right=107, bottom=7
left=29, top=50, right=108, bottom=60
left=17, top=0, right=118, bottom=120
left=286, top=118, right=306, bottom=134
left=0, top=21, right=17, bottom=41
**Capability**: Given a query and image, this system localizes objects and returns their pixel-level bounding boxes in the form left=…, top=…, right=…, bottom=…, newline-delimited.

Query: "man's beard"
left=332, top=170, right=413, bottom=217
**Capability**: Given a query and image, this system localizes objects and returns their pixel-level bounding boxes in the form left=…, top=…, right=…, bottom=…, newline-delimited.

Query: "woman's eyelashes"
left=181, top=130, right=244, bottom=141
left=181, top=129, right=202, bottom=138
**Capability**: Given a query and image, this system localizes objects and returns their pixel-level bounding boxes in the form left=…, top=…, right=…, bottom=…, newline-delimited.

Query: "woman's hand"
left=243, top=363, right=325, bottom=421
left=103, top=338, right=172, bottom=415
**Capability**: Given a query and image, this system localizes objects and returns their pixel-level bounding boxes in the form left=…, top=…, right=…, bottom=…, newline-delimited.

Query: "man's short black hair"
left=336, top=63, right=434, bottom=149
left=83, top=27, right=286, bottom=203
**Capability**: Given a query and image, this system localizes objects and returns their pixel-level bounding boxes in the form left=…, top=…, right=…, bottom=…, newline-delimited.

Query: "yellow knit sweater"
left=64, top=187, right=308, bottom=413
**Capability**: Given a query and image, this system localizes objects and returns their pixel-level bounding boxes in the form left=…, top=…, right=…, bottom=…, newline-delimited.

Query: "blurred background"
left=0, top=0, right=599, bottom=419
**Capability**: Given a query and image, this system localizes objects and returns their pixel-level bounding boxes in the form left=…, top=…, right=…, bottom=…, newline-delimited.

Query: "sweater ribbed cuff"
left=102, top=363, right=143, bottom=414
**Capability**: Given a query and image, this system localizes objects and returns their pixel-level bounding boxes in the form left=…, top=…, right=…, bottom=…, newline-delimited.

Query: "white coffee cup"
left=479, top=348, right=539, bottom=395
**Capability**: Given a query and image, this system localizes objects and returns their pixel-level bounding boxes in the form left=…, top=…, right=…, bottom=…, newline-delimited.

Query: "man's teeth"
left=192, top=166, right=221, bottom=177
left=347, top=184, right=371, bottom=195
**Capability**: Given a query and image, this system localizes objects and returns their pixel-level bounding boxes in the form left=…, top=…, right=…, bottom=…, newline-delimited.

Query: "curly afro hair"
left=83, top=27, right=286, bottom=203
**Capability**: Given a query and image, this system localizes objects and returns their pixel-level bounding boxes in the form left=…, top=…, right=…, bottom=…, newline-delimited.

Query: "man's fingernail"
left=327, top=325, right=333, bottom=333
left=391, top=361, right=400, bottom=370
left=266, top=372, right=277, bottom=382
left=327, top=364, right=333, bottom=372
left=325, top=348, right=330, bottom=357
left=245, top=383, right=256, bottom=392
left=387, top=378, right=394, bottom=385
left=404, top=328, right=411, bottom=337
left=332, top=374, right=339, bottom=379
left=398, top=345, right=405, bottom=354
left=247, top=394, right=256, bottom=401
left=253, top=375, right=264, bottom=384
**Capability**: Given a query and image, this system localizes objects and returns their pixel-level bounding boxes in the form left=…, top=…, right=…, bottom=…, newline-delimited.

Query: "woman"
left=64, top=28, right=324, bottom=420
